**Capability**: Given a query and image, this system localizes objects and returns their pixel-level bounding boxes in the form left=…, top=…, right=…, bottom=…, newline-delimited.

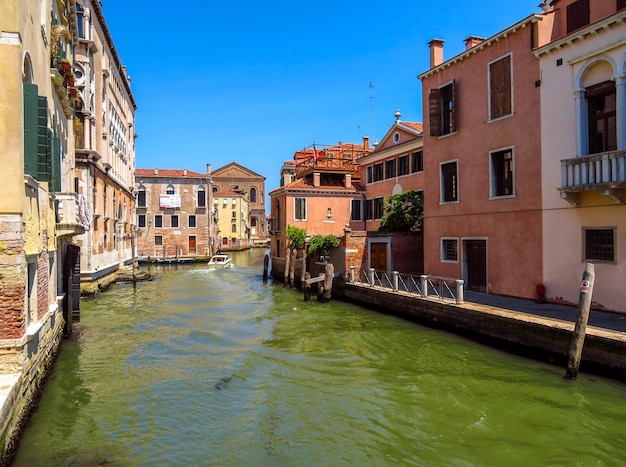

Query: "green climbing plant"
left=307, top=234, right=340, bottom=260
left=286, top=225, right=307, bottom=249
left=377, top=190, right=424, bottom=232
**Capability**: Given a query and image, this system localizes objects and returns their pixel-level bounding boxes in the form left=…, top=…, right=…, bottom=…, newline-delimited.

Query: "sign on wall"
left=160, top=194, right=181, bottom=208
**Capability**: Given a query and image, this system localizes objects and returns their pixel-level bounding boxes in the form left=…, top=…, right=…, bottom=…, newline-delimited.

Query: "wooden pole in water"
left=289, top=248, right=297, bottom=288
left=565, top=263, right=595, bottom=380
left=284, top=246, right=291, bottom=286
left=262, top=254, right=269, bottom=282
left=323, top=263, right=334, bottom=303
left=303, top=272, right=311, bottom=301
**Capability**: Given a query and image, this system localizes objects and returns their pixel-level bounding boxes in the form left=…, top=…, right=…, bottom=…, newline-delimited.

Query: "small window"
left=249, top=187, right=257, bottom=203
left=232, top=224, right=237, bottom=233
left=489, top=55, right=512, bottom=120
left=137, top=186, right=146, bottom=207
left=295, top=197, right=307, bottom=221
left=374, top=197, right=384, bottom=220
left=584, top=228, right=615, bottom=262
left=393, top=132, right=400, bottom=143
left=398, top=155, right=409, bottom=176
left=232, top=211, right=237, bottom=219
left=490, top=148, right=514, bottom=197
left=441, top=238, right=458, bottom=262
left=429, top=80, right=456, bottom=137
left=441, top=161, right=458, bottom=203
left=567, top=0, right=590, bottom=33
left=171, top=215, right=179, bottom=228
left=365, top=199, right=373, bottom=220
left=155, top=235, right=163, bottom=246
left=351, top=199, right=362, bottom=221
left=385, top=159, right=396, bottom=179
left=138, top=214, right=146, bottom=228
left=166, top=184, right=175, bottom=195
left=154, top=215, right=163, bottom=228
left=373, top=163, right=384, bottom=182
left=412, top=151, right=423, bottom=173
left=197, top=186, right=206, bottom=208
left=367, top=166, right=373, bottom=184
left=188, top=215, right=196, bottom=228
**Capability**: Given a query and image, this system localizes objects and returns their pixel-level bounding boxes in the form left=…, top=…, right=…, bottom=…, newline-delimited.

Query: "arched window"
left=232, top=224, right=237, bottom=233
left=137, top=185, right=146, bottom=207
left=212, top=186, right=219, bottom=193
left=249, top=187, right=257, bottom=203
left=166, top=184, right=175, bottom=195
left=197, top=185, right=206, bottom=207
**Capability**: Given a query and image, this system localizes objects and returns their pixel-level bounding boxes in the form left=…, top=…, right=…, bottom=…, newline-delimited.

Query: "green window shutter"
left=52, top=133, right=61, bottom=192
left=23, top=83, right=39, bottom=178
left=37, top=96, right=49, bottom=182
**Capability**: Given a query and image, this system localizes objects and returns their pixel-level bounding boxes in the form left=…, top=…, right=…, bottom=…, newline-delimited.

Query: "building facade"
left=135, top=167, right=217, bottom=260
left=418, top=15, right=549, bottom=298
left=213, top=189, right=250, bottom=250
left=535, top=0, right=626, bottom=310
left=269, top=138, right=371, bottom=259
left=211, top=162, right=267, bottom=245
left=0, top=0, right=84, bottom=456
left=73, top=0, right=137, bottom=291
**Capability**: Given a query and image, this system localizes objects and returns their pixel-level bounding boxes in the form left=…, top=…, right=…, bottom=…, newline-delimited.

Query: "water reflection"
left=12, top=249, right=626, bottom=466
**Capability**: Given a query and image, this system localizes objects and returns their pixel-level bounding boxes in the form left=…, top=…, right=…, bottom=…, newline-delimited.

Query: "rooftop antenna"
left=369, top=81, right=375, bottom=142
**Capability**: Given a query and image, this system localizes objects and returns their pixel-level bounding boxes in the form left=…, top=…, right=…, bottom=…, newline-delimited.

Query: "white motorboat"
left=207, top=254, right=233, bottom=269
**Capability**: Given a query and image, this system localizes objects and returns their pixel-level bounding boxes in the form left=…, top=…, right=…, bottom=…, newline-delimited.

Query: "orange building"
left=269, top=138, right=371, bottom=258
left=418, top=14, right=551, bottom=298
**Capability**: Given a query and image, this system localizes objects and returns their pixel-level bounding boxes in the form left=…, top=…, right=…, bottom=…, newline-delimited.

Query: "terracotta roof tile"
left=135, top=168, right=206, bottom=178
left=280, top=175, right=363, bottom=192
left=399, top=121, right=424, bottom=132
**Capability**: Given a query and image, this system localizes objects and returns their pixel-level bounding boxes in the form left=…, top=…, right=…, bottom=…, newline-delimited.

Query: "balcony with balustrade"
left=559, top=149, right=626, bottom=206
left=56, top=193, right=88, bottom=238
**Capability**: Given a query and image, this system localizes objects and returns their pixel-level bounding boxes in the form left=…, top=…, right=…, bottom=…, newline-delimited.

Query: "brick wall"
left=37, top=250, right=49, bottom=320
left=0, top=217, right=26, bottom=339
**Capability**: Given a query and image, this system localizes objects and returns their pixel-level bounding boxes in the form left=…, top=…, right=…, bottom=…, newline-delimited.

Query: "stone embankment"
left=336, top=282, right=626, bottom=382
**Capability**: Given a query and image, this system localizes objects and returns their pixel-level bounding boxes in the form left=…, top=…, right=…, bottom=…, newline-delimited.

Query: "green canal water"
left=12, top=249, right=626, bottom=466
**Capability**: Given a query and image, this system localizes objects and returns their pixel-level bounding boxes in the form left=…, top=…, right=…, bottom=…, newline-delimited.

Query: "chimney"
left=206, top=163, right=212, bottom=175
left=428, top=39, right=445, bottom=68
left=345, top=173, right=352, bottom=189
left=154, top=168, right=158, bottom=175
left=464, top=36, right=485, bottom=50
left=363, top=136, right=369, bottom=149
left=183, top=169, right=187, bottom=176
left=313, top=172, right=320, bottom=188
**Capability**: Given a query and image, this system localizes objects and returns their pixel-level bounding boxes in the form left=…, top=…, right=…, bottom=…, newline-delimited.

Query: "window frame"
left=294, top=197, right=307, bottom=221
left=489, top=147, right=515, bottom=198
left=137, top=186, right=146, bottom=207
left=155, top=235, right=163, bottom=246
left=197, top=186, right=206, bottom=208
left=154, top=214, right=163, bottom=228
left=188, top=214, right=197, bottom=228
left=441, top=238, right=459, bottom=263
left=412, top=151, right=423, bottom=173
left=138, top=214, right=146, bottom=228
left=351, top=199, right=362, bottom=221
left=488, top=53, right=513, bottom=121
left=398, top=155, right=409, bottom=176
left=429, top=80, right=457, bottom=137
left=365, top=199, right=373, bottom=221
left=440, top=160, right=459, bottom=203
left=583, top=227, right=615, bottom=263
left=171, top=214, right=179, bottom=228
left=385, top=159, right=396, bottom=179
left=373, top=197, right=384, bottom=220
left=373, top=163, right=384, bottom=182
left=586, top=81, right=617, bottom=155
left=567, top=0, right=590, bottom=34
left=366, top=166, right=373, bottom=184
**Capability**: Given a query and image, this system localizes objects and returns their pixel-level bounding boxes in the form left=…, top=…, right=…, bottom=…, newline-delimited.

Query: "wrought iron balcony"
left=559, top=149, right=626, bottom=205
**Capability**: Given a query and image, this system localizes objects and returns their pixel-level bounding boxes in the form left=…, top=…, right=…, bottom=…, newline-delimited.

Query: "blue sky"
left=101, top=0, right=542, bottom=188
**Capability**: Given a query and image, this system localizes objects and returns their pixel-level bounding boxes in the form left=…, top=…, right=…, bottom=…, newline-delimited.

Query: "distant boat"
left=207, top=254, right=233, bottom=269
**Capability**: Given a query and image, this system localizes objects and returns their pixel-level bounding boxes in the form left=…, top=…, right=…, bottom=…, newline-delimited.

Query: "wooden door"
left=370, top=243, right=388, bottom=271
left=465, top=240, right=487, bottom=292
left=189, top=236, right=196, bottom=254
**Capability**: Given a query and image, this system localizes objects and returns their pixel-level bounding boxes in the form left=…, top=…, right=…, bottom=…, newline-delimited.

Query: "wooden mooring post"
left=262, top=254, right=269, bottom=283
left=303, top=272, right=311, bottom=301
left=283, top=246, right=291, bottom=286
left=565, top=263, right=595, bottom=380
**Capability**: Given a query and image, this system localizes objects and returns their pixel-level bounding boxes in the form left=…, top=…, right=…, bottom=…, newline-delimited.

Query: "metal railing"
left=349, top=267, right=464, bottom=304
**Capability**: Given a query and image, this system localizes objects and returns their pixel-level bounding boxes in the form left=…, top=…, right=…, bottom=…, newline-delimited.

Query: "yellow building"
left=213, top=190, right=250, bottom=250
left=0, top=0, right=83, bottom=456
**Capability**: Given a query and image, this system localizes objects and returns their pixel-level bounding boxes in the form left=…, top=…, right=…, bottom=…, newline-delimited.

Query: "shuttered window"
left=489, top=55, right=512, bottom=120
left=429, top=80, right=457, bottom=137
left=23, top=83, right=39, bottom=179
left=294, top=197, right=306, bottom=221
left=490, top=149, right=514, bottom=197
left=567, top=0, right=590, bottom=33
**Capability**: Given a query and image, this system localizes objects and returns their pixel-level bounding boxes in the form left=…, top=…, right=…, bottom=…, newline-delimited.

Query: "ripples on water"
left=12, top=249, right=626, bottom=466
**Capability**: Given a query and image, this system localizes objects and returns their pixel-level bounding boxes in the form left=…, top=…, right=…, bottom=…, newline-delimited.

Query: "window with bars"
left=441, top=161, right=458, bottom=202
left=429, top=80, right=456, bottom=137
left=442, top=238, right=458, bottom=262
left=412, top=151, right=423, bottom=173
left=398, top=155, right=409, bottom=176
left=489, top=55, right=512, bottom=120
left=490, top=149, right=514, bottom=197
left=584, top=228, right=615, bottom=262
